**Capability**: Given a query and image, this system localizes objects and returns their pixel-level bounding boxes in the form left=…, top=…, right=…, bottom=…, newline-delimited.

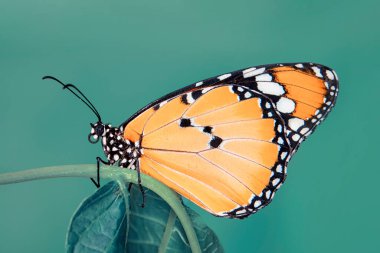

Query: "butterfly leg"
left=127, top=182, right=133, bottom=192
left=90, top=157, right=110, bottom=188
left=135, top=159, right=145, bottom=208
left=126, top=160, right=145, bottom=207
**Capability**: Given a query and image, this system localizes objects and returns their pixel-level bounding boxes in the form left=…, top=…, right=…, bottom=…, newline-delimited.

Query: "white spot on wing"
left=276, top=97, right=295, bottom=113
left=312, top=66, right=323, bottom=78
left=242, top=67, right=256, bottom=74
left=201, top=87, right=213, bottom=94
left=255, top=74, right=272, bottom=81
left=244, top=91, right=252, bottom=98
left=326, top=70, right=334, bottom=80
left=272, top=178, right=280, bottom=187
left=186, top=93, right=195, bottom=103
left=243, top=67, right=265, bottom=78
left=254, top=200, right=262, bottom=208
left=288, top=117, right=305, bottom=131
left=300, top=127, right=310, bottom=135
left=218, top=73, right=231, bottom=81
left=195, top=81, right=203, bottom=87
left=292, top=134, right=300, bottom=141
left=257, top=82, right=285, bottom=96
left=236, top=209, right=246, bottom=215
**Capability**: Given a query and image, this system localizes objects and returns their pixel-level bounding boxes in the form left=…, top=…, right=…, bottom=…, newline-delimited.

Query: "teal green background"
left=1, top=0, right=379, bottom=252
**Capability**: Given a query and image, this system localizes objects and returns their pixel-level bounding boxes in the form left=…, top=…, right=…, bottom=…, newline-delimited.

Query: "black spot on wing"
left=180, top=94, right=189, bottom=105
left=180, top=118, right=192, bottom=127
left=210, top=136, right=223, bottom=148
left=192, top=89, right=203, bottom=100
left=203, top=126, right=213, bottom=133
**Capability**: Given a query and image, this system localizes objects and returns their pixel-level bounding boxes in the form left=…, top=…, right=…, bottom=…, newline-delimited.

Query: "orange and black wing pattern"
left=231, top=63, right=339, bottom=151
left=120, top=62, right=339, bottom=218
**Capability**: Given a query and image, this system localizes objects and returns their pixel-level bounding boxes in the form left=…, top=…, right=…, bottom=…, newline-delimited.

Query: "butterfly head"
left=88, top=122, right=107, bottom=144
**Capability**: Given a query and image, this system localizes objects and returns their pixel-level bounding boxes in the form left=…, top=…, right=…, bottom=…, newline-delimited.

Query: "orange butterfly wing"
left=123, top=85, right=291, bottom=218
left=120, top=62, right=339, bottom=218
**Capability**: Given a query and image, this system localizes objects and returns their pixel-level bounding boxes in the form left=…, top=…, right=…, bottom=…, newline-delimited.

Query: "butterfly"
left=43, top=62, right=338, bottom=219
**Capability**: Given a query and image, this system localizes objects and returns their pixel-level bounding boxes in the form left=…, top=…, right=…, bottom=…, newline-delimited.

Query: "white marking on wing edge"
left=201, top=87, right=213, bottom=94
left=218, top=73, right=232, bottom=81
left=276, top=97, right=295, bottom=113
left=288, top=117, right=305, bottom=131
left=312, top=66, right=323, bottom=78
left=326, top=70, right=334, bottom=80
left=332, top=70, right=339, bottom=80
left=300, top=127, right=310, bottom=135
left=254, top=200, right=262, bottom=208
left=272, top=178, right=280, bottom=187
left=257, top=82, right=285, bottom=96
left=292, top=134, right=300, bottom=141
left=242, top=67, right=256, bottom=74
left=243, top=67, right=265, bottom=78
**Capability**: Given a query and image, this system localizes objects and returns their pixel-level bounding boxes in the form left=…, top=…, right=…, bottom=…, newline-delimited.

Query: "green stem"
left=0, top=165, right=201, bottom=253
left=158, top=209, right=177, bottom=253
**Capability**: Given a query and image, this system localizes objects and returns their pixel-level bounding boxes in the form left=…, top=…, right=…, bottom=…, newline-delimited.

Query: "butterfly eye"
left=95, top=124, right=105, bottom=136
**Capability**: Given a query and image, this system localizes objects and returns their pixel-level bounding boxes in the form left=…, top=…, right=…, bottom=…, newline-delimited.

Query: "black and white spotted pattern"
left=89, top=123, right=140, bottom=170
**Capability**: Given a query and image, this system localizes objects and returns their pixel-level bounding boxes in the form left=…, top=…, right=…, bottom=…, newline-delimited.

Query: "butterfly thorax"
left=101, top=125, right=140, bottom=169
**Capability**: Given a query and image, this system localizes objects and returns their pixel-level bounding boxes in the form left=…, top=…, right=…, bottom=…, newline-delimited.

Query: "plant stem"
left=158, top=209, right=177, bottom=253
left=0, top=165, right=201, bottom=253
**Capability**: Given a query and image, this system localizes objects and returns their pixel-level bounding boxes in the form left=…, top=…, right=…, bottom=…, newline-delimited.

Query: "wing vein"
left=143, top=154, right=242, bottom=208
left=217, top=148, right=271, bottom=170
left=197, top=153, right=256, bottom=195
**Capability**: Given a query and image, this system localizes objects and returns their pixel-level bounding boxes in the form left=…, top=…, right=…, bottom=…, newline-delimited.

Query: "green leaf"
left=66, top=182, right=128, bottom=253
left=66, top=181, right=224, bottom=253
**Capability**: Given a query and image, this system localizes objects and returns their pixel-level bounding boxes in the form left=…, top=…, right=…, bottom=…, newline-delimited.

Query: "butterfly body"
left=89, top=123, right=140, bottom=169
left=47, top=62, right=339, bottom=219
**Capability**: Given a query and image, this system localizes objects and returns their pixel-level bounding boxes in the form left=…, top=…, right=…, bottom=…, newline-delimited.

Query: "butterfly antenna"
left=42, top=76, right=102, bottom=122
